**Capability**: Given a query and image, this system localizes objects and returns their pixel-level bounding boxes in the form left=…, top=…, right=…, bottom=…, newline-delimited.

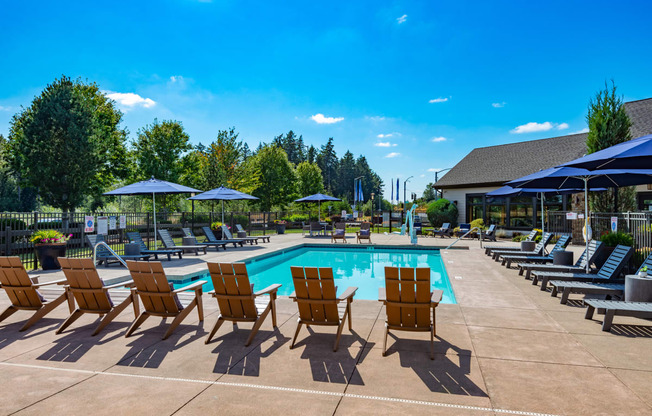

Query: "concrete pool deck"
left=1, top=233, right=651, bottom=415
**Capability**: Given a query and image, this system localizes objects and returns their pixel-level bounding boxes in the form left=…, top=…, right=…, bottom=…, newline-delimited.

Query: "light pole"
left=433, top=168, right=452, bottom=200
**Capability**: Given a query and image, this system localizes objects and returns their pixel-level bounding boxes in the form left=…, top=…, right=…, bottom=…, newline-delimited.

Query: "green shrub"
left=512, top=235, right=528, bottom=242
left=426, top=199, right=458, bottom=228
left=600, top=232, right=634, bottom=247
left=232, top=214, right=249, bottom=228
left=0, top=218, right=27, bottom=230
left=470, top=218, right=485, bottom=230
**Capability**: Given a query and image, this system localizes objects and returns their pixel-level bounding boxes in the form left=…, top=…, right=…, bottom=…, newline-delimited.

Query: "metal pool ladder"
left=92, top=241, right=128, bottom=268
left=446, top=227, right=483, bottom=250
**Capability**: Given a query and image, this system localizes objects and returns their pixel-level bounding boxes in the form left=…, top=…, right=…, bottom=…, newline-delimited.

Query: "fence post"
left=248, top=212, right=251, bottom=235
left=5, top=226, right=11, bottom=256
left=146, top=212, right=151, bottom=250
left=33, top=212, right=38, bottom=270
left=263, top=212, right=267, bottom=236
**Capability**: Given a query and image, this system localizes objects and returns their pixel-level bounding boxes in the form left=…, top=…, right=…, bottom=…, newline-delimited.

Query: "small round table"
left=181, top=237, right=197, bottom=253
left=124, top=243, right=141, bottom=256
left=625, top=275, right=652, bottom=302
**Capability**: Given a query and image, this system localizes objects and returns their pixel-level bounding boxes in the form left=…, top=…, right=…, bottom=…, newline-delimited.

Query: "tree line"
left=0, top=76, right=385, bottom=213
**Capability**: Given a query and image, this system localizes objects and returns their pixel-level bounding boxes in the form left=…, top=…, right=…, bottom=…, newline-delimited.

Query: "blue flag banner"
left=391, top=178, right=393, bottom=203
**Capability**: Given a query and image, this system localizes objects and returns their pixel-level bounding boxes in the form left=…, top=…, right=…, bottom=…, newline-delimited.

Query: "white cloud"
left=431, top=136, right=447, bottom=142
left=511, top=121, right=557, bottom=134
left=310, top=113, right=344, bottom=124
left=492, top=102, right=506, bottom=108
left=105, top=92, right=156, bottom=110
left=573, top=127, right=590, bottom=134
left=557, top=123, right=569, bottom=130
left=385, top=152, right=401, bottom=158
left=397, top=14, right=407, bottom=24
left=429, top=97, right=449, bottom=103
left=169, top=75, right=183, bottom=83
left=374, top=141, right=397, bottom=147
left=0, top=106, right=11, bottom=111
left=427, top=168, right=437, bottom=172
left=420, top=174, right=426, bottom=178
left=366, top=116, right=386, bottom=122
left=377, top=133, right=392, bottom=138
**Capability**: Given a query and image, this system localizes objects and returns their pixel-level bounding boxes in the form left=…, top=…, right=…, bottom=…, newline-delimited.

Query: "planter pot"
left=276, top=224, right=286, bottom=234
left=625, top=275, right=652, bottom=302
left=34, top=243, right=67, bottom=270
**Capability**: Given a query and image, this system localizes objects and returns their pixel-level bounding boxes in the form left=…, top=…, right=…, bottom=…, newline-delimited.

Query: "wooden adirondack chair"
left=57, top=257, right=139, bottom=335
left=379, top=267, right=443, bottom=360
left=125, top=261, right=206, bottom=339
left=0, top=257, right=69, bottom=331
left=289, top=266, right=357, bottom=351
left=356, top=222, right=371, bottom=244
left=331, top=222, right=347, bottom=243
left=205, top=262, right=281, bottom=345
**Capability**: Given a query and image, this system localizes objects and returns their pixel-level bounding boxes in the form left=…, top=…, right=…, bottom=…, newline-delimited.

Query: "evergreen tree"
left=306, top=145, right=317, bottom=163
left=335, top=151, right=357, bottom=201
left=316, top=138, right=338, bottom=192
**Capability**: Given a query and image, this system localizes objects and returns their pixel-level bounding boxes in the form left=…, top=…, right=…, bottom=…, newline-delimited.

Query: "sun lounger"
left=204, top=262, right=281, bottom=345
left=433, top=223, right=452, bottom=238
left=550, top=253, right=652, bottom=304
left=331, top=222, right=347, bottom=243
left=484, top=229, right=538, bottom=255
left=532, top=244, right=633, bottom=291
left=356, top=222, right=371, bottom=244
left=181, top=228, right=227, bottom=250
left=500, top=235, right=571, bottom=268
left=492, top=232, right=553, bottom=261
left=584, top=299, right=652, bottom=332
left=57, top=257, right=138, bottom=335
left=482, top=224, right=497, bottom=241
left=125, top=260, right=207, bottom=339
left=221, top=226, right=258, bottom=245
left=126, top=232, right=182, bottom=261
left=289, top=266, right=357, bottom=351
left=236, top=224, right=270, bottom=242
left=201, top=226, right=245, bottom=249
left=0, top=256, right=68, bottom=331
left=518, top=240, right=603, bottom=280
left=87, top=234, right=151, bottom=267
left=379, top=267, right=443, bottom=360
left=158, top=229, right=207, bottom=255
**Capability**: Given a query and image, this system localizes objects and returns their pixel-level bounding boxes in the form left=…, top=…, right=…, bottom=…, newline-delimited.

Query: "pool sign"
left=109, top=216, right=117, bottom=230
left=611, top=216, right=618, bottom=232
left=97, top=216, right=108, bottom=235
left=84, top=216, right=94, bottom=233
left=566, top=212, right=578, bottom=220
left=119, top=215, right=126, bottom=229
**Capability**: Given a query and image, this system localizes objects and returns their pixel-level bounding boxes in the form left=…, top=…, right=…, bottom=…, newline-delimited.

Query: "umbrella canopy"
left=188, top=186, right=259, bottom=224
left=295, top=193, right=341, bottom=221
left=561, top=134, right=652, bottom=170
left=104, top=177, right=202, bottom=249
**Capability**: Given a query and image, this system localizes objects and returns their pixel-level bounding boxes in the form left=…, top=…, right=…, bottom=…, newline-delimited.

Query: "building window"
left=486, top=197, right=507, bottom=225
left=509, top=196, right=533, bottom=228
left=466, top=192, right=568, bottom=229
left=466, top=194, right=484, bottom=223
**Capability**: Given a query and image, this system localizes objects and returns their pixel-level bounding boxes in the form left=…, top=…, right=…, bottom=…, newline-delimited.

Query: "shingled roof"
left=435, top=98, right=652, bottom=189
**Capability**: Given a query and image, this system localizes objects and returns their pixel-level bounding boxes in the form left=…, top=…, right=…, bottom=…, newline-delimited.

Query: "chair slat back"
left=236, top=224, right=245, bottom=233
left=637, top=252, right=652, bottom=274
left=59, top=257, right=113, bottom=311
left=533, top=232, right=553, bottom=254
left=86, top=234, right=112, bottom=257
left=208, top=263, right=257, bottom=319
left=127, top=261, right=179, bottom=314
left=486, top=224, right=496, bottom=235
left=576, top=240, right=603, bottom=267
left=335, top=222, right=346, bottom=231
left=526, top=229, right=538, bottom=242
left=360, top=223, right=370, bottom=231
left=157, top=230, right=176, bottom=248
left=182, top=228, right=194, bottom=238
left=291, top=266, right=339, bottom=323
left=202, top=227, right=218, bottom=242
left=384, top=267, right=431, bottom=329
left=597, top=245, right=634, bottom=280
left=126, top=232, right=148, bottom=252
left=549, top=235, right=571, bottom=256
left=0, top=256, right=42, bottom=308
left=221, top=226, right=235, bottom=240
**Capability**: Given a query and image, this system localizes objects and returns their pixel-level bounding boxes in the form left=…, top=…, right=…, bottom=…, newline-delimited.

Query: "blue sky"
left=2, top=0, right=652, bottom=199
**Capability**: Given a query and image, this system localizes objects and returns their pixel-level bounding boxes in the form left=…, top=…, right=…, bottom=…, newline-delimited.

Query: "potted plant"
left=210, top=221, right=226, bottom=239
left=598, top=232, right=634, bottom=268
left=274, top=220, right=287, bottom=234
left=639, top=266, right=648, bottom=278
left=31, top=230, right=72, bottom=270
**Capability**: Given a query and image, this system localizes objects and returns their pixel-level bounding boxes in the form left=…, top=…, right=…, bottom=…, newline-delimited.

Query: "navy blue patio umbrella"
left=295, top=193, right=341, bottom=221
left=104, top=177, right=202, bottom=249
left=188, top=186, right=259, bottom=224
left=506, top=167, right=652, bottom=271
left=561, top=134, right=652, bottom=170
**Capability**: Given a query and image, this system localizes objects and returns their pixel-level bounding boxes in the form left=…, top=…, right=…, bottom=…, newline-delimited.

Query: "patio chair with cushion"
left=356, top=222, right=371, bottom=244
left=289, top=266, right=357, bottom=351
left=379, top=266, right=443, bottom=360
left=308, top=221, right=323, bottom=237
left=204, top=262, right=281, bottom=345
left=484, top=229, right=538, bottom=255
left=433, top=223, right=452, bottom=238
left=125, top=260, right=207, bottom=339
left=518, top=240, right=604, bottom=280
left=57, top=257, right=138, bottom=335
left=482, top=224, right=497, bottom=241
left=331, top=222, right=347, bottom=243
left=301, top=221, right=311, bottom=235
left=491, top=232, right=553, bottom=261
left=236, top=224, right=270, bottom=243
left=500, top=235, right=571, bottom=268
left=158, top=229, right=207, bottom=255
left=126, top=232, right=182, bottom=261
left=87, top=234, right=151, bottom=267
left=0, top=256, right=69, bottom=331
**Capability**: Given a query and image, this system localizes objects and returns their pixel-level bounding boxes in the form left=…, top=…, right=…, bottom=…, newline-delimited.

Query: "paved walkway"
left=1, top=233, right=651, bottom=415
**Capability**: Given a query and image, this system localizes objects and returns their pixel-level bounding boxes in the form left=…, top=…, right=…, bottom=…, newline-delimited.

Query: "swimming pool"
left=194, top=245, right=456, bottom=303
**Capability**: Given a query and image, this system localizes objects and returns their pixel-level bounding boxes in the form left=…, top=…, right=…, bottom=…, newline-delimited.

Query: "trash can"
left=124, top=243, right=140, bottom=256
left=182, top=237, right=196, bottom=253
left=625, top=275, right=652, bottom=302
left=521, top=241, right=536, bottom=252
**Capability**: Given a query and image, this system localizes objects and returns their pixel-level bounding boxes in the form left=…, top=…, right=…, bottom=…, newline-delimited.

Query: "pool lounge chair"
left=182, top=228, right=227, bottom=251
left=584, top=299, right=652, bottom=332
left=125, top=260, right=207, bottom=339
left=500, top=235, right=571, bottom=268
left=532, top=244, right=633, bottom=291
left=550, top=252, right=652, bottom=304
left=200, top=227, right=245, bottom=249
left=301, top=221, right=311, bottom=235
left=356, top=222, right=371, bottom=244
left=0, top=256, right=69, bottom=331
left=458, top=223, right=472, bottom=238
left=87, top=234, right=151, bottom=267
left=222, top=226, right=258, bottom=245
left=331, top=222, right=347, bottom=243
left=126, top=232, right=183, bottom=261
left=432, top=223, right=452, bottom=238
left=204, top=262, right=281, bottom=345
left=379, top=266, right=443, bottom=360
left=236, top=224, right=270, bottom=243
left=158, top=229, right=207, bottom=255
left=484, top=229, right=538, bottom=255
left=57, top=257, right=138, bottom=335
left=289, top=266, right=357, bottom=351
left=481, top=224, right=497, bottom=241
left=492, top=232, right=553, bottom=261
left=518, top=240, right=604, bottom=280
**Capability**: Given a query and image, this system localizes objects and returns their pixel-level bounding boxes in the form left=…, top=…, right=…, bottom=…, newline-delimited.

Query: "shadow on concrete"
left=606, top=324, right=652, bottom=338
left=0, top=318, right=62, bottom=351
left=211, top=327, right=289, bottom=376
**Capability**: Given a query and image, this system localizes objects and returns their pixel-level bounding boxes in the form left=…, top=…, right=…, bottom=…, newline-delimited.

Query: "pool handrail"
left=92, top=241, right=128, bottom=268
left=446, top=227, right=483, bottom=250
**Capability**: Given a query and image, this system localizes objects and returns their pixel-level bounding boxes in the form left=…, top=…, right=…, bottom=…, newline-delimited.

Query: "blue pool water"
left=197, top=245, right=456, bottom=303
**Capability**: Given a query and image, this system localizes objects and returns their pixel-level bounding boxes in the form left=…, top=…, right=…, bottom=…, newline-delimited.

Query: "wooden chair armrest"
left=33, top=278, right=67, bottom=288
left=174, top=280, right=207, bottom=293
left=29, top=275, right=41, bottom=284
left=378, top=287, right=386, bottom=302
left=103, top=279, right=135, bottom=290
left=431, top=290, right=443, bottom=304
left=338, top=286, right=358, bottom=301
left=289, top=291, right=296, bottom=299
left=254, top=283, right=282, bottom=296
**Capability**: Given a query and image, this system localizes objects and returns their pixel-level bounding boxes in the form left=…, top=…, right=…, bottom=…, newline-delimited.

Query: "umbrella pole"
left=541, top=193, right=545, bottom=235
left=153, top=192, right=157, bottom=250
left=319, top=201, right=321, bottom=221
left=222, top=200, right=225, bottom=224
left=585, top=178, right=589, bottom=273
